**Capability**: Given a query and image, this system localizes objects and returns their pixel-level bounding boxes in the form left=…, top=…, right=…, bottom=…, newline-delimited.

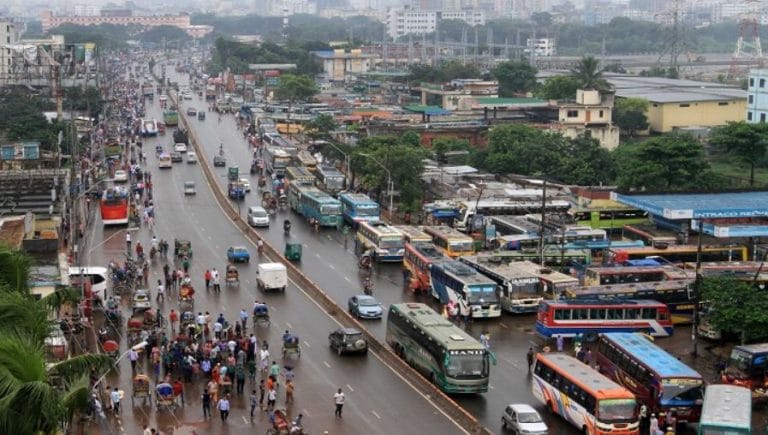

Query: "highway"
left=87, top=67, right=467, bottom=434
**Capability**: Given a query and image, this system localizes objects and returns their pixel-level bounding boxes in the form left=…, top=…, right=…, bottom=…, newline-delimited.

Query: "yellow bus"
left=423, top=226, right=475, bottom=258
left=393, top=225, right=432, bottom=245
left=610, top=245, right=748, bottom=263
left=295, top=150, right=317, bottom=172
left=356, top=221, right=405, bottom=262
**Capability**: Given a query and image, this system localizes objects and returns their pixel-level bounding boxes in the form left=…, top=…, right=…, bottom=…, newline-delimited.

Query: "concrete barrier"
left=168, top=89, right=492, bottom=435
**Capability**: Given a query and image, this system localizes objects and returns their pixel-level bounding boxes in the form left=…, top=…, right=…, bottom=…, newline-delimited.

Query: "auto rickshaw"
left=174, top=239, right=193, bottom=259
left=132, top=374, right=152, bottom=406
left=284, top=242, right=302, bottom=262
left=225, top=264, right=239, bottom=286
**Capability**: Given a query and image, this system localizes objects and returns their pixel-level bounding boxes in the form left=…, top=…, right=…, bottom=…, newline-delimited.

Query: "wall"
left=648, top=99, right=747, bottom=132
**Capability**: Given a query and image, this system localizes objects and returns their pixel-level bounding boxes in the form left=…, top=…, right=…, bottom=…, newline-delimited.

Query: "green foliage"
left=559, top=134, right=617, bottom=185
left=709, top=122, right=768, bottom=187
left=63, top=87, right=104, bottom=119
left=700, top=277, right=768, bottom=343
left=0, top=92, right=69, bottom=150
left=614, top=133, right=711, bottom=190
left=571, top=56, right=610, bottom=90
left=48, top=24, right=134, bottom=49
left=614, top=98, right=649, bottom=137
left=274, top=74, right=318, bottom=104
left=492, top=61, right=537, bottom=96
left=407, top=61, right=481, bottom=84
left=535, top=75, right=580, bottom=100
left=208, top=37, right=321, bottom=76
left=137, top=25, right=191, bottom=44
left=304, top=114, right=338, bottom=141
left=432, top=137, right=473, bottom=164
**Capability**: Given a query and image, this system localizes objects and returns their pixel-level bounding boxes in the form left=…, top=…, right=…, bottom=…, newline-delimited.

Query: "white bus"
left=68, top=266, right=109, bottom=301
left=429, top=260, right=502, bottom=318
left=355, top=221, right=405, bottom=262
left=455, top=199, right=571, bottom=233
left=459, top=257, right=543, bottom=314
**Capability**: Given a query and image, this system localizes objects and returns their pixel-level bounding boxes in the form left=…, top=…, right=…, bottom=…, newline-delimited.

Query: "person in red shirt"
left=173, top=378, right=185, bottom=406
left=204, top=269, right=212, bottom=290
left=169, top=309, right=178, bottom=334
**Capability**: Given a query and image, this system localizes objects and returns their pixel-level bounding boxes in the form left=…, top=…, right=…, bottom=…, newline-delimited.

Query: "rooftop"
left=606, top=74, right=747, bottom=103
left=613, top=191, right=768, bottom=219
left=472, top=97, right=550, bottom=107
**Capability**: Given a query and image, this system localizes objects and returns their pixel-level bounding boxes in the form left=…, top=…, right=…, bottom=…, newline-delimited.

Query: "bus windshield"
left=446, top=353, right=488, bottom=378
left=597, top=398, right=636, bottom=423
left=321, top=204, right=341, bottom=215
left=380, top=238, right=404, bottom=250
left=468, top=284, right=498, bottom=304
left=661, top=379, right=704, bottom=403
left=357, top=205, right=379, bottom=216
left=449, top=241, right=474, bottom=252
left=730, top=349, right=757, bottom=372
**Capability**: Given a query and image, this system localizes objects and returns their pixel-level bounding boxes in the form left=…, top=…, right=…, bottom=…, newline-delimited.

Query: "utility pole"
left=538, top=180, right=547, bottom=267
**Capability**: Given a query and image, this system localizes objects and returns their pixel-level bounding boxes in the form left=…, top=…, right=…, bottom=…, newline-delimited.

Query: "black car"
left=170, top=152, right=183, bottom=162
left=328, top=328, right=368, bottom=356
left=213, top=155, right=226, bottom=167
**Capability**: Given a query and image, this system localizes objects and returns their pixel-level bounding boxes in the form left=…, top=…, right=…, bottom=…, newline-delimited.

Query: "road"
left=85, top=67, right=467, bottom=435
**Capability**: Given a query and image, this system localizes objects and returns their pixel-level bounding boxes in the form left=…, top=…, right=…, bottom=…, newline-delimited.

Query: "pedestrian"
left=267, top=386, right=277, bottom=411
left=639, top=404, right=649, bottom=435
left=156, top=279, right=165, bottom=303
left=650, top=413, right=663, bottom=435
left=217, top=394, right=230, bottom=422
left=479, top=331, right=490, bottom=350
left=128, top=347, right=139, bottom=371
left=236, top=366, right=246, bottom=394
left=204, top=269, right=211, bottom=290
left=173, top=377, right=184, bottom=406
left=240, top=308, right=248, bottom=330
left=285, top=379, right=294, bottom=404
left=333, top=388, right=345, bottom=418
left=202, top=389, right=212, bottom=418
left=556, top=334, right=564, bottom=352
left=110, top=387, right=121, bottom=415
left=250, top=389, right=258, bottom=417
left=526, top=347, right=535, bottom=372
left=269, top=361, right=280, bottom=379
left=259, top=379, right=266, bottom=409
left=586, top=349, right=593, bottom=366
left=169, top=309, right=178, bottom=333
left=126, top=232, right=131, bottom=251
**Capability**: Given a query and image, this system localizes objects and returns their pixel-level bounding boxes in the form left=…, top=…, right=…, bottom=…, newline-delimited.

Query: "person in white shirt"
left=156, top=280, right=165, bottom=303
left=333, top=388, right=345, bottom=418
left=110, top=388, right=122, bottom=414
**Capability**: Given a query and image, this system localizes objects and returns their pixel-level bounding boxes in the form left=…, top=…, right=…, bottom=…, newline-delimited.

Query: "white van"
left=257, top=263, right=287, bottom=292
left=68, top=267, right=109, bottom=300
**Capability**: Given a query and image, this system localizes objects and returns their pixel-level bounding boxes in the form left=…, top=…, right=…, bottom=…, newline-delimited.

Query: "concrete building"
left=40, top=10, right=191, bottom=32
left=417, top=79, right=499, bottom=111
left=747, top=69, right=768, bottom=123
left=525, top=38, right=556, bottom=57
left=607, top=75, right=747, bottom=133
left=0, top=20, right=20, bottom=86
left=312, top=49, right=373, bottom=82
left=556, top=89, right=620, bottom=150
left=386, top=7, right=485, bottom=38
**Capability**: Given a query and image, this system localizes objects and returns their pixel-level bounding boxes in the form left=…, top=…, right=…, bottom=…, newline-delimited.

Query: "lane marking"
left=499, top=323, right=508, bottom=329
left=344, top=276, right=352, bottom=283
left=242, top=416, right=248, bottom=424
left=323, top=361, right=331, bottom=368
left=303, top=340, right=311, bottom=348
left=328, top=264, right=335, bottom=270
left=371, top=410, right=382, bottom=420
left=285, top=322, right=292, bottom=329
left=346, top=384, right=354, bottom=392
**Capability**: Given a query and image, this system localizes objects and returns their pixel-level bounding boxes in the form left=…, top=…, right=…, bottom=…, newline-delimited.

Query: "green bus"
left=163, top=110, right=179, bottom=126
left=386, top=303, right=490, bottom=394
left=568, top=205, right=648, bottom=232
left=698, top=384, right=751, bottom=435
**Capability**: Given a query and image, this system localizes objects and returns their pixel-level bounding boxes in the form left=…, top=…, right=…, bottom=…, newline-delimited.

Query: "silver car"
left=183, top=181, right=196, bottom=195
left=247, top=206, right=269, bottom=227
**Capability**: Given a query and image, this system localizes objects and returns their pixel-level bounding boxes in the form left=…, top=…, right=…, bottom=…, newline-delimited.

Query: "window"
left=762, top=113, right=766, bottom=123
left=750, top=95, right=754, bottom=104
left=679, top=104, right=690, bottom=108
left=567, top=110, right=579, bottom=118
left=749, top=112, right=753, bottom=121
left=599, top=110, right=604, bottom=118
left=751, top=78, right=756, bottom=87
left=718, top=102, right=729, bottom=106
left=761, top=79, right=766, bottom=87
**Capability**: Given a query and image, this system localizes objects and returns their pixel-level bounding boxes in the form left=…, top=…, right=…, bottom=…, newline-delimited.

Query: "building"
left=386, top=7, right=485, bottom=38
left=607, top=75, right=747, bottom=133
left=525, top=38, right=556, bottom=57
left=417, top=79, right=499, bottom=110
left=0, top=20, right=21, bottom=86
left=556, top=89, right=620, bottom=149
left=40, top=10, right=191, bottom=33
left=312, top=49, right=373, bottom=82
left=747, top=69, right=768, bottom=123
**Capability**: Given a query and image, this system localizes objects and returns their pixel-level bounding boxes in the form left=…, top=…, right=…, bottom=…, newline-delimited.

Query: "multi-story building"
left=386, top=7, right=485, bottom=38
left=556, top=89, right=620, bottom=150
left=40, top=10, right=191, bottom=33
left=0, top=20, right=20, bottom=86
left=525, top=38, right=556, bottom=57
left=312, top=49, right=373, bottom=82
left=747, top=69, right=768, bottom=124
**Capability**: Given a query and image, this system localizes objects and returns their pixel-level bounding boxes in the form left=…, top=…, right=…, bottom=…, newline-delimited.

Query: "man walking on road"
left=217, top=394, right=230, bottom=422
left=128, top=347, right=139, bottom=372
left=201, top=389, right=211, bottom=418
left=333, top=388, right=345, bottom=418
left=527, top=347, right=535, bottom=372
left=110, top=387, right=122, bottom=415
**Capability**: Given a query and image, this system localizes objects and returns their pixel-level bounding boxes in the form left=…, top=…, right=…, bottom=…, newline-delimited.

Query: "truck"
left=141, top=83, right=154, bottom=98
left=205, top=85, right=217, bottom=101
left=163, top=110, right=179, bottom=126
left=257, top=263, right=287, bottom=292
left=228, top=181, right=245, bottom=200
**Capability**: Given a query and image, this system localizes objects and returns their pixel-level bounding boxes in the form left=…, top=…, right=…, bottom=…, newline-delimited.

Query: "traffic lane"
left=143, top=100, right=467, bottom=434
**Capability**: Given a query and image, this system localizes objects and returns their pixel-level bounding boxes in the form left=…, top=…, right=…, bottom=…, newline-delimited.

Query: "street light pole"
left=93, top=340, right=149, bottom=388
left=359, top=153, right=393, bottom=217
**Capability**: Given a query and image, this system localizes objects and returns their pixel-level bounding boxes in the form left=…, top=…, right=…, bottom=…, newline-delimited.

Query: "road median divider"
left=171, top=91, right=491, bottom=435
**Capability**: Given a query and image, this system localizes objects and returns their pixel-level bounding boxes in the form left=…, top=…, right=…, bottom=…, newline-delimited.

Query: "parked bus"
left=539, top=268, right=580, bottom=296
left=339, top=193, right=380, bottom=227
left=315, top=165, right=346, bottom=195
left=722, top=343, right=768, bottom=392
left=355, top=221, right=405, bottom=262
left=386, top=303, right=490, bottom=393
left=610, top=245, right=748, bottom=263
left=595, top=332, right=704, bottom=422
left=287, top=184, right=341, bottom=227
left=403, top=243, right=450, bottom=293
left=564, top=280, right=695, bottom=324
left=698, top=385, right=751, bottom=435
left=423, top=226, right=476, bottom=258
left=429, top=260, right=501, bottom=318
left=394, top=226, right=433, bottom=246
left=532, top=352, right=639, bottom=435
left=535, top=299, right=673, bottom=338
left=455, top=198, right=572, bottom=233
left=460, top=257, right=543, bottom=314
left=295, top=150, right=317, bottom=171
left=285, top=166, right=316, bottom=186
left=264, top=146, right=293, bottom=178
left=481, top=248, right=592, bottom=268
left=568, top=206, right=649, bottom=232
left=583, top=265, right=689, bottom=286
left=100, top=186, right=129, bottom=226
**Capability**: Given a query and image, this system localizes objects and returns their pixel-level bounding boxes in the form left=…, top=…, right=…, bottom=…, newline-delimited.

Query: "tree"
left=492, top=61, right=538, bottom=96
left=700, top=277, right=768, bottom=343
left=571, top=56, right=610, bottom=90
left=614, top=97, right=649, bottom=137
left=274, top=74, right=318, bottom=121
left=559, top=134, right=617, bottom=185
left=481, top=125, right=568, bottom=176
left=432, top=137, right=472, bottom=164
left=709, top=121, right=768, bottom=187
left=535, top=75, right=580, bottom=100
left=138, top=25, right=191, bottom=44
left=304, top=114, right=338, bottom=141
left=614, top=133, right=710, bottom=190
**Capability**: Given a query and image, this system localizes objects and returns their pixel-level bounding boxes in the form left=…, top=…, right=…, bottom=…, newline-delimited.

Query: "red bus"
left=100, top=186, right=129, bottom=226
left=403, top=242, right=449, bottom=294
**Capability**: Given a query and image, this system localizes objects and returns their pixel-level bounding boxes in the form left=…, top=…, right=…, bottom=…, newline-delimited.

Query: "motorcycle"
left=363, top=279, right=374, bottom=295
left=283, top=220, right=291, bottom=235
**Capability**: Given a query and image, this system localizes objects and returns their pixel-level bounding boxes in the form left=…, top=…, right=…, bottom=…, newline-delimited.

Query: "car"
left=227, top=246, right=250, bottom=263
left=198, top=111, right=206, bottom=121
left=247, top=206, right=270, bottom=227
left=174, top=142, right=188, bottom=153
left=182, top=91, right=193, bottom=100
left=186, top=107, right=197, bottom=116
left=113, top=169, right=128, bottom=182
left=213, top=155, right=226, bottom=167
left=347, top=295, right=383, bottom=319
left=187, top=151, right=198, bottom=164
left=183, top=181, right=196, bottom=195
left=170, top=152, right=183, bottom=163
left=328, top=327, right=368, bottom=356
left=501, top=404, right=548, bottom=435
left=239, top=178, right=251, bottom=192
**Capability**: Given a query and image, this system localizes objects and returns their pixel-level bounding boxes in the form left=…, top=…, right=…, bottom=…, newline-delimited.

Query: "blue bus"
left=288, top=183, right=342, bottom=227
left=429, top=261, right=501, bottom=318
left=595, top=332, right=705, bottom=423
left=339, top=193, right=380, bottom=227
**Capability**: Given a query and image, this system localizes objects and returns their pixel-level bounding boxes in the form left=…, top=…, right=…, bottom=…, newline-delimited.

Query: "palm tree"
left=0, top=244, right=31, bottom=294
left=570, top=56, right=611, bottom=91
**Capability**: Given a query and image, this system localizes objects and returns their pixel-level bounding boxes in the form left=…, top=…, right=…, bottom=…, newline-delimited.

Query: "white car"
left=247, top=206, right=269, bottom=227
left=183, top=92, right=193, bottom=100
left=239, top=178, right=251, bottom=192
left=113, top=170, right=128, bottom=182
left=501, top=404, right=548, bottom=434
left=187, top=151, right=198, bottom=164
left=174, top=142, right=188, bottom=153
